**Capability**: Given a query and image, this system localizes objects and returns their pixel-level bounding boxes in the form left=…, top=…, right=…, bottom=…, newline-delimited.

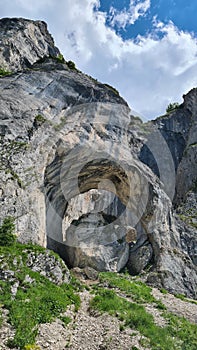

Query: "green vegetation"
left=178, top=213, right=197, bottom=229
left=34, top=114, right=46, bottom=125
left=90, top=288, right=197, bottom=350
left=67, top=60, right=76, bottom=70
left=175, top=293, right=187, bottom=301
left=27, top=115, right=48, bottom=141
left=174, top=293, right=197, bottom=305
left=53, top=116, right=66, bottom=131
left=24, top=345, right=41, bottom=350
left=56, top=53, right=65, bottom=63
left=188, top=142, right=197, bottom=148
left=59, top=315, right=71, bottom=327
left=34, top=54, right=65, bottom=66
left=0, top=139, right=29, bottom=188
left=160, top=288, right=168, bottom=294
left=166, top=102, right=179, bottom=113
left=177, top=199, right=197, bottom=229
left=0, top=219, right=80, bottom=349
left=86, top=74, right=98, bottom=83
left=104, top=83, right=120, bottom=96
left=3, top=140, right=29, bottom=153
left=0, top=216, right=16, bottom=246
left=0, top=139, right=29, bottom=164
left=1, top=221, right=196, bottom=350
left=9, top=169, right=24, bottom=188
left=0, top=67, right=11, bottom=76
left=5, top=274, right=79, bottom=348
left=34, top=55, right=79, bottom=72
left=183, top=143, right=197, bottom=158
left=98, top=272, right=160, bottom=305
left=0, top=310, right=3, bottom=327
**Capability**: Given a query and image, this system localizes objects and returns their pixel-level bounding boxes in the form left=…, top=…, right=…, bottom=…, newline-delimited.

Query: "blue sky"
left=0, top=0, right=197, bottom=119
left=100, top=0, right=197, bottom=38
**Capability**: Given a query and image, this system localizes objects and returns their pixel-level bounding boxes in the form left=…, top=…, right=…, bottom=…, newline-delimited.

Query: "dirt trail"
left=152, top=288, right=197, bottom=324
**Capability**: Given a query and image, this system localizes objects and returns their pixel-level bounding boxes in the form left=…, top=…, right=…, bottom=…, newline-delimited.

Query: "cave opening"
left=44, top=146, right=152, bottom=272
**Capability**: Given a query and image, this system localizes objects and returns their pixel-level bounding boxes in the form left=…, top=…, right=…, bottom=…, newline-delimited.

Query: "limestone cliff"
left=139, top=90, right=197, bottom=277
left=0, top=18, right=196, bottom=298
left=0, top=17, right=60, bottom=71
left=140, top=90, right=197, bottom=206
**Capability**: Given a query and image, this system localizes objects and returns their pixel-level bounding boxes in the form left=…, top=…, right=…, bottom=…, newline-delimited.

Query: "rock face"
left=26, top=250, right=70, bottom=285
left=0, top=18, right=196, bottom=297
left=0, top=247, right=70, bottom=287
left=140, top=92, right=197, bottom=206
left=0, top=17, right=60, bottom=72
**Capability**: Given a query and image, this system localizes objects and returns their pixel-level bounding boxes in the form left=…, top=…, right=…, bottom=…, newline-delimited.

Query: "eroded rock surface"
left=140, top=90, right=197, bottom=206
left=0, top=18, right=196, bottom=297
left=0, top=17, right=60, bottom=72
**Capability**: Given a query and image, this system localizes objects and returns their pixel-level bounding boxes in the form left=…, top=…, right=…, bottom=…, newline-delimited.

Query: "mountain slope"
left=0, top=17, right=196, bottom=299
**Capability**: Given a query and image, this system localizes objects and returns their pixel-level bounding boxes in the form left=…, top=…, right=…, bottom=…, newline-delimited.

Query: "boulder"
left=127, top=243, right=153, bottom=275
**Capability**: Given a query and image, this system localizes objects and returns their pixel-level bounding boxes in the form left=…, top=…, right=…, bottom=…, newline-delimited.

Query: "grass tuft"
left=99, top=272, right=157, bottom=304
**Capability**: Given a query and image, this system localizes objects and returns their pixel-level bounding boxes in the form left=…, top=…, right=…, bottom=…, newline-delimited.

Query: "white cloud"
left=110, top=0, right=151, bottom=28
left=0, top=0, right=196, bottom=119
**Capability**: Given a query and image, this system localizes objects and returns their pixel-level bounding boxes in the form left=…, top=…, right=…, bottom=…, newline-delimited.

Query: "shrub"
left=34, top=114, right=46, bottom=127
left=166, top=102, right=179, bottom=113
left=67, top=60, right=76, bottom=70
left=0, top=217, right=16, bottom=246
left=35, top=114, right=46, bottom=123
left=56, top=54, right=65, bottom=63
left=104, top=83, right=120, bottom=96
left=0, top=68, right=11, bottom=76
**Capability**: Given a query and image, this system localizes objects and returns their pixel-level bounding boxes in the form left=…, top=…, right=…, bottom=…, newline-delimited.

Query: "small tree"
left=0, top=216, right=16, bottom=246
left=67, top=60, right=76, bottom=70
left=166, top=102, right=179, bottom=113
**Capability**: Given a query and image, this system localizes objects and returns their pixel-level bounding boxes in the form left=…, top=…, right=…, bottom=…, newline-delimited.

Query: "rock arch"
left=44, top=103, right=168, bottom=272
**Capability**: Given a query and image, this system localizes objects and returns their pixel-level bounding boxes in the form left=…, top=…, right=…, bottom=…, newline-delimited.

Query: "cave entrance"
left=44, top=141, right=149, bottom=271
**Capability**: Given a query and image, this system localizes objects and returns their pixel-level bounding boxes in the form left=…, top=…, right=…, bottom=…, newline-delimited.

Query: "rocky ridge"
left=0, top=18, right=196, bottom=299
left=0, top=17, right=60, bottom=72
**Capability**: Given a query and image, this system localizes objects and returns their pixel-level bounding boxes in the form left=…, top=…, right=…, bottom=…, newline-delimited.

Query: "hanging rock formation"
left=0, top=18, right=196, bottom=298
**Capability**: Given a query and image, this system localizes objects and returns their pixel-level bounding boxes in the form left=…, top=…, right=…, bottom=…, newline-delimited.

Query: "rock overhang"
left=43, top=102, right=170, bottom=272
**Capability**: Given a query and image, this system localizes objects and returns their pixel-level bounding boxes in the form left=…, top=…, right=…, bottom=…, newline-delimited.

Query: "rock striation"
left=0, top=18, right=196, bottom=297
left=140, top=90, right=197, bottom=206
left=0, top=17, right=60, bottom=72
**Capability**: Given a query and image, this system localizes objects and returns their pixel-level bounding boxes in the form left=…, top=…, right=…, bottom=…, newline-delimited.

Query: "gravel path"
left=152, top=288, right=197, bottom=324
